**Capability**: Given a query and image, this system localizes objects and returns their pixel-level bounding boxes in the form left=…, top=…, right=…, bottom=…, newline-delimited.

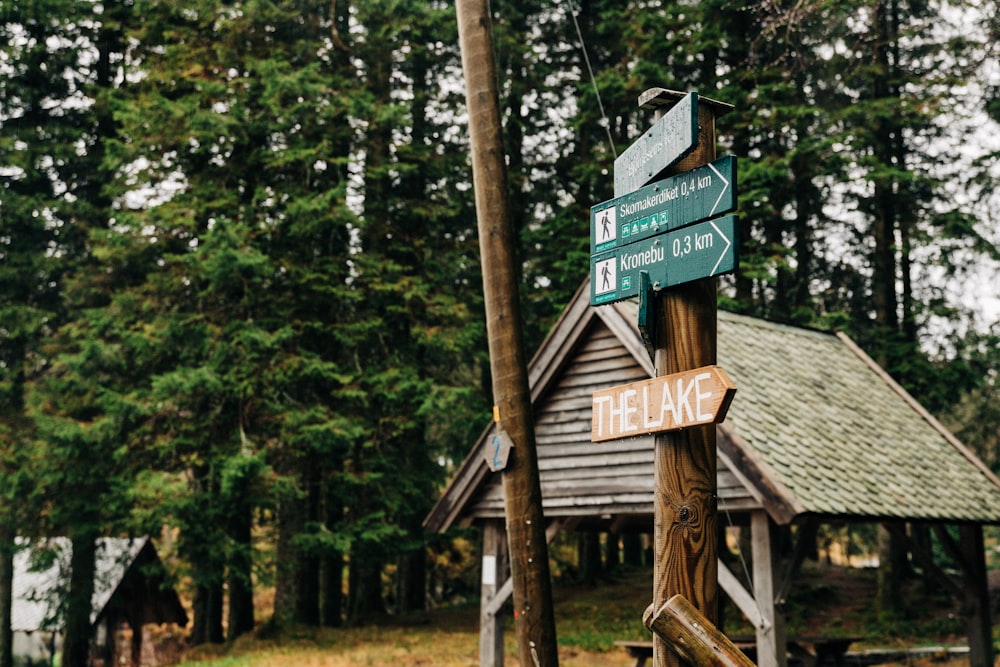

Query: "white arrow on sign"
left=709, top=218, right=733, bottom=276
left=707, top=160, right=731, bottom=217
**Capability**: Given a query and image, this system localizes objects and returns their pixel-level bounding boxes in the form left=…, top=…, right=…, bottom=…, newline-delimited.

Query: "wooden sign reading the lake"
left=591, top=365, right=736, bottom=442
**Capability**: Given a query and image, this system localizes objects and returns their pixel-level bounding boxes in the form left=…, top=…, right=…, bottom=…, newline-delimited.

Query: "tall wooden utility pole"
left=644, top=90, right=726, bottom=667
left=455, top=1, right=559, bottom=666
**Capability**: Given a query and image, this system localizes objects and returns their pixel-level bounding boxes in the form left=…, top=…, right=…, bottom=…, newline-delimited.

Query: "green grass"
left=172, top=563, right=982, bottom=667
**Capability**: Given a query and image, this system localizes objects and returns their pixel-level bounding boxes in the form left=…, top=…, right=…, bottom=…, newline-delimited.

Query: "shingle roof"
left=714, top=310, right=1000, bottom=523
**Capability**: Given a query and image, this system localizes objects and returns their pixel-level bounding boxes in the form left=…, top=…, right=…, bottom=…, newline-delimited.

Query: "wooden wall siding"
left=466, top=320, right=761, bottom=521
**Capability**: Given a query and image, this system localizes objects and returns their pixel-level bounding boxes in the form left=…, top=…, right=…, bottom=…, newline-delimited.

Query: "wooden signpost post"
left=590, top=88, right=736, bottom=667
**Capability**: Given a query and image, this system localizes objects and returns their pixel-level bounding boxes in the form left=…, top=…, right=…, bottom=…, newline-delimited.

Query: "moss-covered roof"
left=717, top=311, right=1000, bottom=523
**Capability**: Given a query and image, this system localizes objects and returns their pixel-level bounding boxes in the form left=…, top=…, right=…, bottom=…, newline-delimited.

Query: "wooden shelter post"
left=751, top=510, right=786, bottom=667
left=480, top=520, right=508, bottom=667
left=648, top=91, right=725, bottom=667
left=958, top=524, right=993, bottom=667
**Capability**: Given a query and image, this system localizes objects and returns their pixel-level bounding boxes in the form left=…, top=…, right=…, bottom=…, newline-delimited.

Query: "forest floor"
left=172, top=562, right=998, bottom=667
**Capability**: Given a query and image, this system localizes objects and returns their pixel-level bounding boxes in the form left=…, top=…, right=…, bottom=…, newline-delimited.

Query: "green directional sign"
left=590, top=215, right=739, bottom=306
left=614, top=91, right=698, bottom=198
left=591, top=156, right=737, bottom=255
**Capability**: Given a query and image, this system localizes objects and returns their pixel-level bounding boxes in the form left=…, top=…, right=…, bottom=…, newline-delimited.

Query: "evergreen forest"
left=1, top=0, right=999, bottom=664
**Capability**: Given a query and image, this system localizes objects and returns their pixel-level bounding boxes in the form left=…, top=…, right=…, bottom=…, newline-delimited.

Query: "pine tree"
left=109, top=0, right=487, bottom=631
left=107, top=0, right=368, bottom=637
left=2, top=2, right=136, bottom=664
left=0, top=2, right=70, bottom=658
left=340, top=0, right=485, bottom=618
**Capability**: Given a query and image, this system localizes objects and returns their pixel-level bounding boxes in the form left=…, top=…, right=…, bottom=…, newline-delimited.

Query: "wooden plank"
left=541, top=483, right=652, bottom=498
left=536, top=433, right=594, bottom=447
left=537, top=429, right=596, bottom=444
left=535, top=438, right=653, bottom=459
left=469, top=496, right=658, bottom=515
left=563, top=350, right=643, bottom=370
left=575, top=348, right=632, bottom=365
left=575, top=352, right=622, bottom=368
left=544, top=493, right=655, bottom=508
left=541, top=389, right=607, bottom=407
left=717, top=469, right=744, bottom=491
left=570, top=346, right=622, bottom=365
left=563, top=344, right=639, bottom=365
left=535, top=407, right=593, bottom=425
left=576, top=331, right=624, bottom=351
left=536, top=470, right=653, bottom=488
left=599, top=301, right=656, bottom=377
left=528, top=285, right=594, bottom=402
left=713, top=498, right=761, bottom=512
left=468, top=497, right=759, bottom=519
left=539, top=451, right=653, bottom=471
left=557, top=361, right=646, bottom=386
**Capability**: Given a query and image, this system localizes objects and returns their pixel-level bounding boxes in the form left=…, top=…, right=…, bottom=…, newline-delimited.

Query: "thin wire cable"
left=565, top=0, right=617, bottom=158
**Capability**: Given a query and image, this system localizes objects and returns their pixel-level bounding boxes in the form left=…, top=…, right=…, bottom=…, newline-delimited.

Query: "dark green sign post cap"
left=590, top=215, right=740, bottom=306
left=591, top=156, right=737, bottom=255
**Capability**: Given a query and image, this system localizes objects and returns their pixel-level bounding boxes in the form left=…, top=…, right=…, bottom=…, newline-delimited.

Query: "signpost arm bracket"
left=638, top=270, right=658, bottom=363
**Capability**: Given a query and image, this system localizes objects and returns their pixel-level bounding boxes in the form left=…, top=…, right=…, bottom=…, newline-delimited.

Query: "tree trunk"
left=0, top=521, right=13, bottom=667
left=273, top=490, right=306, bottom=628
left=190, top=580, right=224, bottom=645
left=62, top=533, right=97, bottom=667
left=226, top=488, right=254, bottom=641
left=348, top=548, right=385, bottom=621
left=295, top=540, right=321, bottom=626
left=622, top=532, right=643, bottom=567
left=958, top=525, right=993, bottom=667
left=187, top=469, right=225, bottom=646
left=296, top=461, right=321, bottom=626
left=876, top=523, right=903, bottom=618
left=604, top=532, right=620, bottom=573
left=577, top=531, right=601, bottom=585
left=322, top=483, right=344, bottom=627
left=870, top=0, right=907, bottom=619
left=322, top=548, right=343, bottom=627
left=395, top=513, right=427, bottom=614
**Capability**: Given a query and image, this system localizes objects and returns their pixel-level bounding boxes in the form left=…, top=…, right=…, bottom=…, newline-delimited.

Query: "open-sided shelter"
left=425, top=280, right=1000, bottom=667
left=12, top=537, right=187, bottom=667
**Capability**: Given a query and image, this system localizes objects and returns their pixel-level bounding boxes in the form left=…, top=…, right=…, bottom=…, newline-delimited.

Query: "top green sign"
left=613, top=92, right=699, bottom=197
left=591, top=156, right=737, bottom=255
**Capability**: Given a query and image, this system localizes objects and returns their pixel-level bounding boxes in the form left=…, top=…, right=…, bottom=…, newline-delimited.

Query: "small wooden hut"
left=425, top=280, right=1000, bottom=667
left=12, top=537, right=188, bottom=667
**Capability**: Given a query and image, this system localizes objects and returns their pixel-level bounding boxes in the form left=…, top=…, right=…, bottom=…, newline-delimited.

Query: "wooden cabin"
left=425, top=280, right=1000, bottom=667
left=12, top=537, right=187, bottom=667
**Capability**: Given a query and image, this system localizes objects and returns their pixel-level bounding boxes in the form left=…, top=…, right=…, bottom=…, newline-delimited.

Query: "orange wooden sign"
left=591, top=365, right=736, bottom=442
